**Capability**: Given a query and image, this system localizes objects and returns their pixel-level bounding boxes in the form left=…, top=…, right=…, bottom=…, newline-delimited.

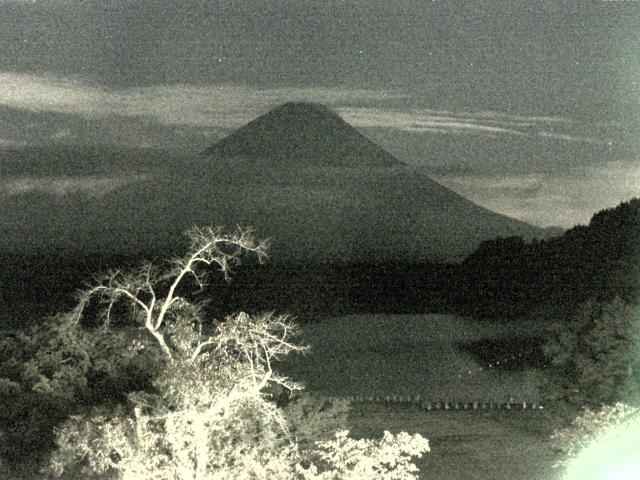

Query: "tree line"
left=458, top=197, right=640, bottom=320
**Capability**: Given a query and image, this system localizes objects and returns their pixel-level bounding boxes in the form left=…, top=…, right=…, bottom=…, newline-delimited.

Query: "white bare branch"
left=155, top=226, right=268, bottom=332
left=200, top=311, right=309, bottom=399
left=69, top=226, right=267, bottom=361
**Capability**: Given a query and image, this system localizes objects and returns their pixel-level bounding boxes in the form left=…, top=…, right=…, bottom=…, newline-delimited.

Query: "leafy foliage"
left=47, top=347, right=303, bottom=480
left=0, top=314, right=163, bottom=472
left=299, top=430, right=430, bottom=480
left=282, top=393, right=351, bottom=451
left=2, top=227, right=267, bottom=473
left=542, top=297, right=640, bottom=407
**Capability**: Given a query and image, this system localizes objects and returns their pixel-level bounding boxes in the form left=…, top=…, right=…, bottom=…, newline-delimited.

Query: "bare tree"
left=69, top=225, right=309, bottom=412
left=72, top=226, right=269, bottom=359
left=46, top=226, right=430, bottom=480
left=47, top=226, right=309, bottom=479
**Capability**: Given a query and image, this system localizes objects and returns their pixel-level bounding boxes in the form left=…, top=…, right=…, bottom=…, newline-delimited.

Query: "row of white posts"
left=338, top=394, right=543, bottom=411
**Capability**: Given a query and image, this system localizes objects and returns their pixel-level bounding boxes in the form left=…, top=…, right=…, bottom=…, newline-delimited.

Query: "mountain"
left=0, top=103, right=554, bottom=262
left=203, top=102, right=401, bottom=167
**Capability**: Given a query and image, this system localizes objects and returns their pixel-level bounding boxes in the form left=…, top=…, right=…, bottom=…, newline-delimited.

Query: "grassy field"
left=4, top=313, right=568, bottom=479
left=276, top=314, right=566, bottom=480
left=277, top=314, right=551, bottom=402
left=348, top=403, right=564, bottom=480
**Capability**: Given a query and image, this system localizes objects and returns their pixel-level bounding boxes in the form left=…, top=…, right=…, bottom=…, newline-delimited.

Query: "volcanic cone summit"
left=204, top=102, right=402, bottom=167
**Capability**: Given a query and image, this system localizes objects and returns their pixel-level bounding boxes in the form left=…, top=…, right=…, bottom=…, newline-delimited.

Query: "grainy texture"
left=348, top=403, right=564, bottom=480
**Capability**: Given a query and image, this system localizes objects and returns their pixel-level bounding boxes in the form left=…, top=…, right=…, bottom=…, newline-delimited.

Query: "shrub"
left=0, top=313, right=164, bottom=471
left=542, top=297, right=640, bottom=407
left=0, top=319, right=91, bottom=469
left=283, top=393, right=351, bottom=451
left=299, top=430, right=430, bottom=480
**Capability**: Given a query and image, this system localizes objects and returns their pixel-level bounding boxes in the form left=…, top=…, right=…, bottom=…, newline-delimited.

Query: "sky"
left=1, top=0, right=639, bottom=228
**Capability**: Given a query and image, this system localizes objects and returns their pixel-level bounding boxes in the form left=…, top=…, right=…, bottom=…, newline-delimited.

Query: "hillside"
left=0, top=103, right=552, bottom=262
left=458, top=197, right=640, bottom=318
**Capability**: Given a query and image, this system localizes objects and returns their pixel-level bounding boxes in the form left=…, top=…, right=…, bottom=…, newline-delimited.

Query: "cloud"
left=1, top=174, right=147, bottom=198
left=0, top=72, right=403, bottom=129
left=0, top=73, right=101, bottom=115
left=471, top=111, right=575, bottom=124
left=339, top=107, right=527, bottom=134
left=429, top=160, right=640, bottom=228
left=338, top=107, right=533, bottom=136
left=336, top=106, right=615, bottom=144
left=0, top=137, right=26, bottom=147
left=1, top=71, right=611, bottom=145
left=537, top=131, right=609, bottom=144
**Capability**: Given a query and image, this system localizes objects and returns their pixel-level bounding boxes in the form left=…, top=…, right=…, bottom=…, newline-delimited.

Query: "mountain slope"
left=0, top=103, right=553, bottom=262
left=204, top=102, right=402, bottom=167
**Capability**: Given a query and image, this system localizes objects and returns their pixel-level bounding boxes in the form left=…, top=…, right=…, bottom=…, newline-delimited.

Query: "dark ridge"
left=457, top=197, right=640, bottom=320
left=203, top=101, right=403, bottom=167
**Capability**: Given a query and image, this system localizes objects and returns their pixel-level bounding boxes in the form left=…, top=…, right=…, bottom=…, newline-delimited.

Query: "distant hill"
left=458, top=197, right=640, bottom=319
left=1, top=102, right=553, bottom=262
